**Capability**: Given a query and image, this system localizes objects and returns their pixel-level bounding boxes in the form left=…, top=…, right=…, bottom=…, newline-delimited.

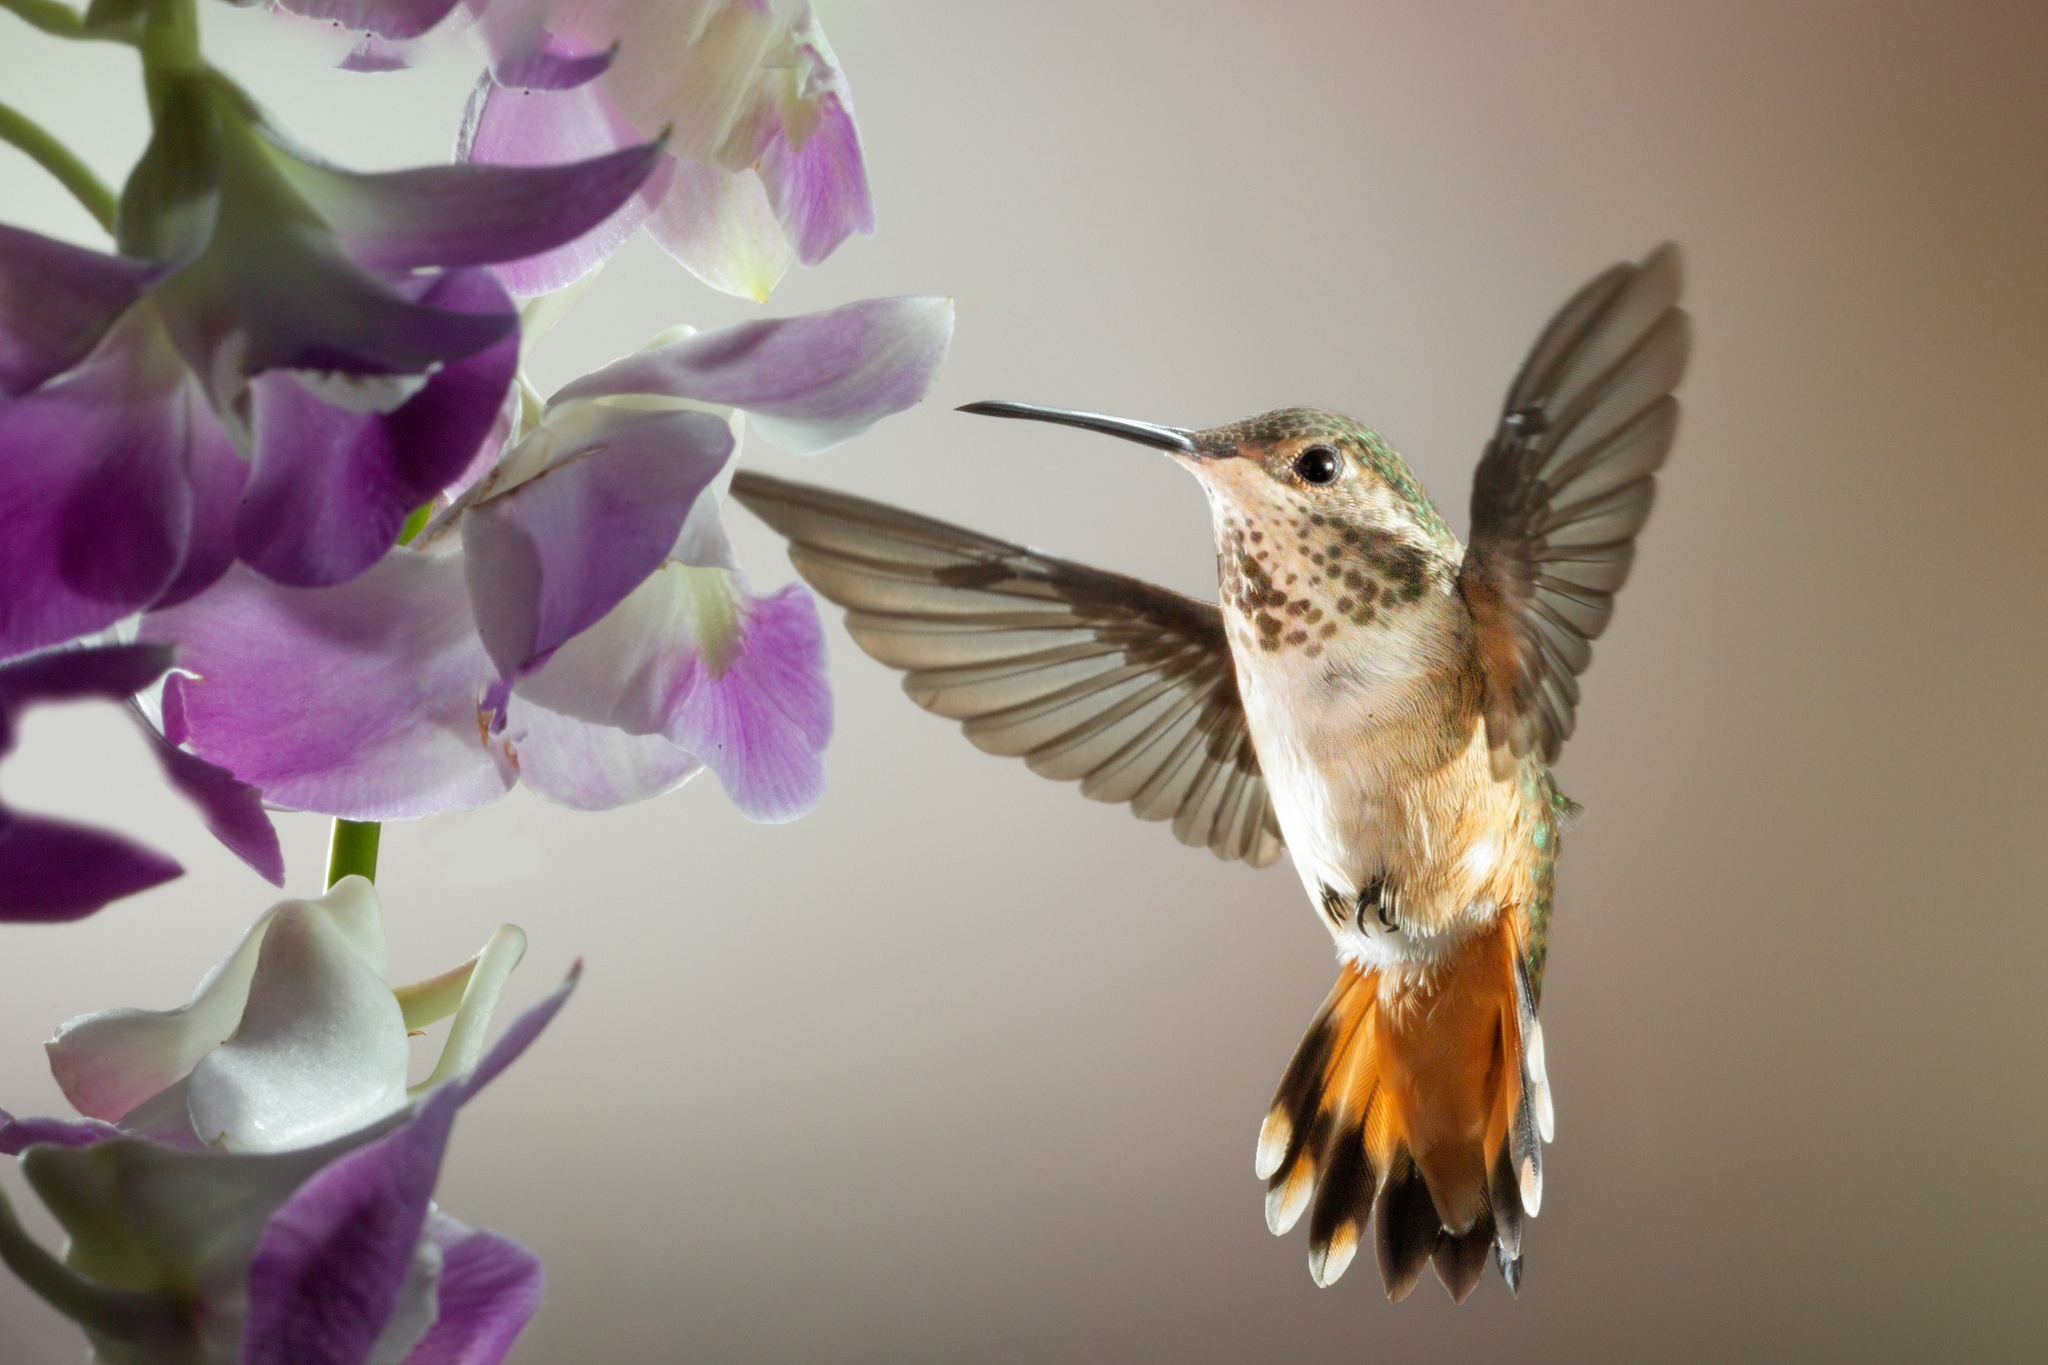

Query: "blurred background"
left=3, top=1, right=2046, bottom=1360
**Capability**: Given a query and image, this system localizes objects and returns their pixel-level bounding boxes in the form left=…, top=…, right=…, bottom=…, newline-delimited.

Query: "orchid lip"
left=957, top=400, right=1195, bottom=453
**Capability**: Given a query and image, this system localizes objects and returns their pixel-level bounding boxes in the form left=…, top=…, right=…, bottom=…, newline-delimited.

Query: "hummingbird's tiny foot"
left=1357, top=878, right=1400, bottom=933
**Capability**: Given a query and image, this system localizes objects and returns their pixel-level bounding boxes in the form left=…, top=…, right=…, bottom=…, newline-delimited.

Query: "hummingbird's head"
left=960, top=401, right=1459, bottom=659
left=1177, top=406, right=1450, bottom=548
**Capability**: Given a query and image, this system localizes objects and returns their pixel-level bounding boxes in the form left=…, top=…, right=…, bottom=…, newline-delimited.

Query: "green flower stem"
left=139, top=0, right=199, bottom=70
left=0, top=100, right=116, bottom=233
left=326, top=819, right=383, bottom=887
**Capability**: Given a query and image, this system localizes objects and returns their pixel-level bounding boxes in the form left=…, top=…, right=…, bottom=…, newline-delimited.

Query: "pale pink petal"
left=757, top=6, right=874, bottom=265
left=403, top=1216, right=543, bottom=1365
left=644, top=158, right=793, bottom=302
left=503, top=701, right=701, bottom=810
left=513, top=567, right=831, bottom=822
left=462, top=408, right=731, bottom=679
left=547, top=296, right=954, bottom=455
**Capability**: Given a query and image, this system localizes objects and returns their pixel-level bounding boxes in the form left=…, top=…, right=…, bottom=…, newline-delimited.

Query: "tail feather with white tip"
left=1255, top=915, right=1551, bottom=1300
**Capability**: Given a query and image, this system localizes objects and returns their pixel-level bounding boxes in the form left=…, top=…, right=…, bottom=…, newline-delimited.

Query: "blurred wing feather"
left=1461, top=243, right=1690, bottom=771
left=730, top=471, right=1284, bottom=867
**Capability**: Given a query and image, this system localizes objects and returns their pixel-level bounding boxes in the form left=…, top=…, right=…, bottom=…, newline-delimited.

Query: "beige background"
left=3, top=1, right=2046, bottom=1360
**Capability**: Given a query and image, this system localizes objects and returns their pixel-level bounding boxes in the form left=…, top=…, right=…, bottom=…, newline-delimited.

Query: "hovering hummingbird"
left=730, top=245, right=1688, bottom=1302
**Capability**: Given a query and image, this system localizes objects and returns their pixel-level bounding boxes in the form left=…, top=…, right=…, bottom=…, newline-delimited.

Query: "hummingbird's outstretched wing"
left=1460, top=243, right=1690, bottom=774
left=730, top=471, right=1285, bottom=867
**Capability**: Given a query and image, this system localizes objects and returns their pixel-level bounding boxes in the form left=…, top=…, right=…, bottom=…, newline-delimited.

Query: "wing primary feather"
left=1460, top=244, right=1688, bottom=766
left=728, top=471, right=1284, bottom=868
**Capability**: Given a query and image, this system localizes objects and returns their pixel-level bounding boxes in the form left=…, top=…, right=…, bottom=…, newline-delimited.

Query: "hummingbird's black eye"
left=1293, top=445, right=1341, bottom=486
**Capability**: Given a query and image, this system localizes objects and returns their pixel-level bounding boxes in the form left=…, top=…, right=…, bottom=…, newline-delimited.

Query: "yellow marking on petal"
left=674, top=565, right=744, bottom=676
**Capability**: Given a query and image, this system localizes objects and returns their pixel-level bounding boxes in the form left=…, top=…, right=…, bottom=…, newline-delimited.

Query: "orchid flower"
left=0, top=643, right=281, bottom=922
left=0, top=876, right=566, bottom=1365
left=141, top=294, right=953, bottom=823
left=0, top=73, right=665, bottom=663
left=276, top=0, right=872, bottom=301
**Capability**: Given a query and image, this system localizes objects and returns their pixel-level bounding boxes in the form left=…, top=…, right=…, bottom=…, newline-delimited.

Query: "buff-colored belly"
left=1237, top=645, right=1531, bottom=971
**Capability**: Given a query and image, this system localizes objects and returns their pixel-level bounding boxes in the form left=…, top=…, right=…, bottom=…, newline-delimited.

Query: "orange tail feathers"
left=1254, top=916, right=1552, bottom=1301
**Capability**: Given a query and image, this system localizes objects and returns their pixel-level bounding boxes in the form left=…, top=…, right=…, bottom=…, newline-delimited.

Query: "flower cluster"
left=145, top=294, right=950, bottom=823
left=0, top=0, right=947, bottom=1355
left=293, top=0, right=873, bottom=302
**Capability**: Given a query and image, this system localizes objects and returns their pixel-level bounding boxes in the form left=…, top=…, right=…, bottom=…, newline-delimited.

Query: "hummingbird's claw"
left=1358, top=878, right=1400, bottom=933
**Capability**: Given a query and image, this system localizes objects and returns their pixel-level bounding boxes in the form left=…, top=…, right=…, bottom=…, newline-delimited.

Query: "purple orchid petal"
left=150, top=393, right=244, bottom=610
left=274, top=0, right=461, bottom=41
left=152, top=106, right=517, bottom=390
left=0, top=809, right=183, bottom=923
left=340, top=33, right=416, bottom=73
left=241, top=1083, right=457, bottom=1365
left=664, top=579, right=832, bottom=821
left=490, top=30, right=617, bottom=91
left=271, top=124, right=666, bottom=276
left=141, top=557, right=511, bottom=821
left=0, top=642, right=175, bottom=735
left=136, top=717, right=285, bottom=886
left=159, top=137, right=515, bottom=386
left=0, top=1107, right=123, bottom=1156
left=462, top=960, right=578, bottom=1097
left=547, top=296, right=954, bottom=455
left=756, top=7, right=874, bottom=266
left=242, top=967, right=576, bottom=1364
left=515, top=569, right=832, bottom=822
left=0, top=316, right=205, bottom=659
left=455, top=76, right=671, bottom=296
left=0, top=224, right=162, bottom=399
left=405, top=1218, right=543, bottom=1365
left=0, top=645, right=190, bottom=919
left=464, top=408, right=732, bottom=679
left=504, top=701, right=702, bottom=810
left=237, top=268, right=518, bottom=588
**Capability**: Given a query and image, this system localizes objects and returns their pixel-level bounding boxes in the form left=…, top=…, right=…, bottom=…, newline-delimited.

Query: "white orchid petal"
left=317, top=874, right=389, bottom=976
left=604, top=0, right=786, bottom=168
left=364, top=1231, right=444, bottom=1365
left=393, top=957, right=480, bottom=1032
left=22, top=1131, right=344, bottom=1301
left=504, top=701, right=704, bottom=810
left=46, top=905, right=282, bottom=1122
left=113, top=1076, right=206, bottom=1151
left=646, top=160, right=793, bottom=302
left=412, top=925, right=527, bottom=1096
left=187, top=887, right=410, bottom=1155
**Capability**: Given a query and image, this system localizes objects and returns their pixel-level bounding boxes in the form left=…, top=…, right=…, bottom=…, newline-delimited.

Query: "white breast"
left=1230, top=594, right=1480, bottom=972
left=1236, top=633, right=1421, bottom=904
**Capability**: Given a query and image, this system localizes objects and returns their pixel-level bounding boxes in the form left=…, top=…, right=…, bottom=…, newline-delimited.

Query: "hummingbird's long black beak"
left=958, top=400, right=1196, bottom=453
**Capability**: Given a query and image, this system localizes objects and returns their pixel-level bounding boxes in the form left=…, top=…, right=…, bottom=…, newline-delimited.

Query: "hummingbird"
left=729, top=245, right=1688, bottom=1302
